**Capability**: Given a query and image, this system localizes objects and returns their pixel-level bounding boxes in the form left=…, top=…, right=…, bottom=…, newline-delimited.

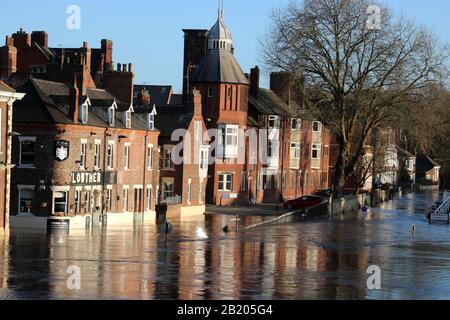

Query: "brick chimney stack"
left=0, top=37, right=17, bottom=80
left=69, top=76, right=79, bottom=123
left=192, top=89, right=202, bottom=116
left=250, top=66, right=260, bottom=97
left=270, top=71, right=292, bottom=107
left=31, top=31, right=48, bottom=47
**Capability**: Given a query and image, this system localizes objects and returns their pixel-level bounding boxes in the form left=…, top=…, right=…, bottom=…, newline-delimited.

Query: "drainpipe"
left=142, top=130, right=149, bottom=221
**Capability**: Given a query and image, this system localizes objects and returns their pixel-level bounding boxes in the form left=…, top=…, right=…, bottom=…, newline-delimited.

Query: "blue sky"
left=1, top=0, right=449, bottom=92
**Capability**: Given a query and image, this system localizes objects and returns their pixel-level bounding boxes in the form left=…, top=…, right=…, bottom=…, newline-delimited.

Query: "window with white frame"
left=312, top=121, right=322, bottom=132
left=84, top=190, right=91, bottom=212
left=94, top=142, right=101, bottom=169
left=200, top=148, right=208, bottom=171
left=125, top=110, right=132, bottom=128
left=108, top=107, right=115, bottom=126
left=19, top=137, right=36, bottom=167
left=123, top=144, right=130, bottom=170
left=18, top=188, right=34, bottom=215
left=146, top=186, right=152, bottom=210
left=148, top=113, right=155, bottom=130
left=218, top=124, right=238, bottom=158
left=187, top=180, right=192, bottom=205
left=107, top=141, right=114, bottom=169
left=241, top=172, right=247, bottom=192
left=80, top=103, right=89, bottom=124
left=147, top=144, right=153, bottom=170
left=291, top=118, right=301, bottom=130
left=75, top=190, right=81, bottom=214
left=290, top=143, right=301, bottom=159
left=268, top=115, right=280, bottom=128
left=80, top=140, right=87, bottom=168
left=163, top=147, right=173, bottom=169
left=162, top=180, right=174, bottom=200
left=312, top=144, right=322, bottom=159
left=123, top=187, right=129, bottom=212
left=218, top=173, right=233, bottom=192
left=53, top=190, right=68, bottom=215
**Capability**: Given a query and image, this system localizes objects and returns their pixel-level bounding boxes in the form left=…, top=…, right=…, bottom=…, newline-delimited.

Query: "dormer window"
left=108, top=106, right=115, bottom=126
left=148, top=113, right=154, bottom=130
left=125, top=110, right=132, bottom=128
left=80, top=103, right=88, bottom=124
left=79, top=98, right=91, bottom=125
left=148, top=105, right=157, bottom=130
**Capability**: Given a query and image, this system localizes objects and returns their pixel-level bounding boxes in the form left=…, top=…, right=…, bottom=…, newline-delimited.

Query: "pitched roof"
left=13, top=78, right=153, bottom=131
left=190, top=50, right=249, bottom=85
left=154, top=106, right=193, bottom=137
left=249, top=88, right=296, bottom=117
left=396, top=146, right=415, bottom=159
left=0, top=81, right=16, bottom=93
left=416, top=154, right=441, bottom=173
left=134, top=85, right=173, bottom=106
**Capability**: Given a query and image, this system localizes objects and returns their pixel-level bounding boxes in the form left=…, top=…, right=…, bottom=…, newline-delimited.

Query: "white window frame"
left=108, top=106, right=115, bottom=126
left=291, top=118, right=301, bottom=130
left=218, top=124, right=238, bottom=158
left=80, top=139, right=87, bottom=169
left=124, top=143, right=131, bottom=170
left=290, top=143, right=301, bottom=159
left=218, top=173, right=233, bottom=192
left=123, top=186, right=129, bottom=213
left=17, top=185, right=35, bottom=216
left=75, top=189, right=82, bottom=214
left=147, top=144, right=153, bottom=170
left=312, top=144, right=322, bottom=160
left=107, top=141, right=115, bottom=169
left=94, top=140, right=101, bottom=169
left=51, top=187, right=70, bottom=216
left=18, top=136, right=37, bottom=168
left=269, top=115, right=280, bottom=128
left=146, top=185, right=152, bottom=211
left=312, top=121, right=323, bottom=133
left=163, top=146, right=173, bottom=169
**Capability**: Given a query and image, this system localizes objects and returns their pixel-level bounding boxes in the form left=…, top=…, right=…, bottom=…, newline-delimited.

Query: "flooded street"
left=1, top=192, right=450, bottom=300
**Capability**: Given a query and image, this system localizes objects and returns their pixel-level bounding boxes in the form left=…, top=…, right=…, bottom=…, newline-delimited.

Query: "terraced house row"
left=0, top=9, right=331, bottom=231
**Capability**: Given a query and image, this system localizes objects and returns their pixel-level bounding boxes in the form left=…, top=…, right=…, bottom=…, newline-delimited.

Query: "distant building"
left=397, top=147, right=416, bottom=190
left=416, top=154, right=441, bottom=191
left=0, top=81, right=24, bottom=234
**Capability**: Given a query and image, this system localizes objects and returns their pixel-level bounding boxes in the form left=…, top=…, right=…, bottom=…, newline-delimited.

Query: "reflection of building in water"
left=177, top=216, right=206, bottom=300
left=0, top=235, right=8, bottom=289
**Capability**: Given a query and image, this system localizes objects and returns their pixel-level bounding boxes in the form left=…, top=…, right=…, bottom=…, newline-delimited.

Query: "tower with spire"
left=182, top=5, right=250, bottom=205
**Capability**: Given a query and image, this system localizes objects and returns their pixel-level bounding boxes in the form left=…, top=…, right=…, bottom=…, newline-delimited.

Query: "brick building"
left=183, top=10, right=330, bottom=205
left=0, top=81, right=24, bottom=234
left=134, top=88, right=210, bottom=216
left=1, top=30, right=160, bottom=230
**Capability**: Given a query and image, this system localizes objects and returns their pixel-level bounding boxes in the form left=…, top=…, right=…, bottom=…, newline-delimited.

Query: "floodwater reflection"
left=1, top=192, right=450, bottom=300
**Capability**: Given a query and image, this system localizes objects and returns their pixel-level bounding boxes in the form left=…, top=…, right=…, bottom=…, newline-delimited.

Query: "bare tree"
left=261, top=0, right=448, bottom=196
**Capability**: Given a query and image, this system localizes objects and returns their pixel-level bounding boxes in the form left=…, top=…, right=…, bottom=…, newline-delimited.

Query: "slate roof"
left=134, top=85, right=173, bottom=106
left=396, top=146, right=415, bottom=159
left=0, top=81, right=15, bottom=92
left=153, top=105, right=193, bottom=138
left=12, top=78, right=154, bottom=131
left=416, top=154, right=441, bottom=173
left=190, top=50, right=249, bottom=85
left=249, top=88, right=296, bottom=117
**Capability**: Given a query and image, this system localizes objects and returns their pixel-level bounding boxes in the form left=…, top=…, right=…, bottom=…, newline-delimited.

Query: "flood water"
left=1, top=192, right=449, bottom=300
